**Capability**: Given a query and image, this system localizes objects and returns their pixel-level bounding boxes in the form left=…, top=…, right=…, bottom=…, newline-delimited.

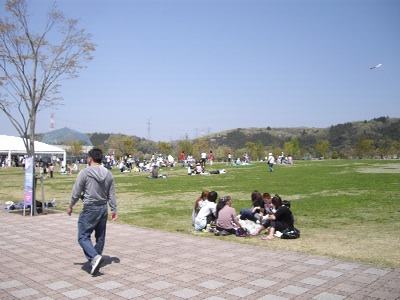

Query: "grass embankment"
left=1, top=159, right=399, bottom=267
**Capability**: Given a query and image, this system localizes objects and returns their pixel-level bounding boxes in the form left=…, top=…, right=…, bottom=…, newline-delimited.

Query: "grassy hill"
left=35, top=116, right=399, bottom=159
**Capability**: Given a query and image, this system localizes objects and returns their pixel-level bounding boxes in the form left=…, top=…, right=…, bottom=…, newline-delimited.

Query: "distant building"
left=42, top=127, right=93, bottom=154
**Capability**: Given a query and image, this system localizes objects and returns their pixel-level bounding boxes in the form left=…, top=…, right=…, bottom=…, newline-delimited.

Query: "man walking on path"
left=67, top=148, right=118, bottom=275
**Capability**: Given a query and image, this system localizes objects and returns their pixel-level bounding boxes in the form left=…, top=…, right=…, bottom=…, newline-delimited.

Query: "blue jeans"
left=269, top=163, right=274, bottom=172
left=240, top=209, right=258, bottom=222
left=78, top=204, right=108, bottom=262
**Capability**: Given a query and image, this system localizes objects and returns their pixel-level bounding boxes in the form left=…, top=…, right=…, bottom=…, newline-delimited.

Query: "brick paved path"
left=0, top=202, right=399, bottom=300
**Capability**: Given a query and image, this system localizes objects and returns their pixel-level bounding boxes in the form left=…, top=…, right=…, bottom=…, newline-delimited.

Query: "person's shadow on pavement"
left=75, top=255, right=121, bottom=275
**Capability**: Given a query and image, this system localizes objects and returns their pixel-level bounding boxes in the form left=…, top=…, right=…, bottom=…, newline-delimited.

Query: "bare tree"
left=0, top=0, right=95, bottom=155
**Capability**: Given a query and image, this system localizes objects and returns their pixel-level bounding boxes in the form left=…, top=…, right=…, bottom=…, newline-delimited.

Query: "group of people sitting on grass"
left=192, top=190, right=295, bottom=239
left=187, top=163, right=227, bottom=175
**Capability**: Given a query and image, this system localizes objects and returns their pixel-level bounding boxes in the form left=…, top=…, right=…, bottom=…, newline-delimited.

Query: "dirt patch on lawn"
left=357, top=163, right=400, bottom=174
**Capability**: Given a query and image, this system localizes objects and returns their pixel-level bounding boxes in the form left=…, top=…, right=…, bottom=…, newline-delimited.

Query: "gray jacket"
left=70, top=165, right=117, bottom=214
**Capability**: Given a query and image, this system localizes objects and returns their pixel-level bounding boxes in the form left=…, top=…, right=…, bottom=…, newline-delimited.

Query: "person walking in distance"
left=267, top=153, right=275, bottom=172
left=67, top=148, right=118, bottom=276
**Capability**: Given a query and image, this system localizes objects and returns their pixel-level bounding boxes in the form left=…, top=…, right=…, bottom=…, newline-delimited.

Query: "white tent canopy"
left=0, top=135, right=66, bottom=167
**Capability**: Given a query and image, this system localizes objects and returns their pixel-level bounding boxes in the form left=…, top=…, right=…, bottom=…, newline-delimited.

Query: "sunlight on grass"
left=1, top=159, right=399, bottom=267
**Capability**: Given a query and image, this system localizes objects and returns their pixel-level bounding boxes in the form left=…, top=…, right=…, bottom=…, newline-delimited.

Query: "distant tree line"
left=82, top=117, right=400, bottom=162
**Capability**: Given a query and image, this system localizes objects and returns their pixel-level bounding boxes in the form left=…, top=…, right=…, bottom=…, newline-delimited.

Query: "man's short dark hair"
left=88, top=148, right=103, bottom=163
left=208, top=191, right=218, bottom=203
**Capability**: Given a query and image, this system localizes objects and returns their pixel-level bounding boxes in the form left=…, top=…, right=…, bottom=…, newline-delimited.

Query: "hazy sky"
left=1, top=0, right=399, bottom=142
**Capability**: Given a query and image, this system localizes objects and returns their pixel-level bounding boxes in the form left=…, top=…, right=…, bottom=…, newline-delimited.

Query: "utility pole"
left=50, top=113, right=55, bottom=130
left=147, top=118, right=152, bottom=140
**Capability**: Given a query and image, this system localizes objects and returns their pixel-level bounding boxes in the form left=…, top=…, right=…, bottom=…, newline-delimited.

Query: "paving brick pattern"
left=0, top=202, right=399, bottom=300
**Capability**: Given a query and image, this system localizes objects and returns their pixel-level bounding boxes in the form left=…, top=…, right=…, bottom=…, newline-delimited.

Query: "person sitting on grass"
left=188, top=165, right=193, bottom=175
left=149, top=165, right=159, bottom=178
left=249, top=192, right=273, bottom=221
left=239, top=190, right=265, bottom=223
left=147, top=165, right=168, bottom=178
left=282, top=199, right=295, bottom=225
left=252, top=194, right=294, bottom=240
left=262, top=192, right=274, bottom=215
left=195, top=162, right=203, bottom=174
left=192, top=190, right=209, bottom=225
left=215, top=196, right=243, bottom=235
left=194, top=191, right=218, bottom=231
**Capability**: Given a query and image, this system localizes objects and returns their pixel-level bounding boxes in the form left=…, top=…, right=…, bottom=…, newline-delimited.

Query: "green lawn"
left=1, top=159, right=399, bottom=267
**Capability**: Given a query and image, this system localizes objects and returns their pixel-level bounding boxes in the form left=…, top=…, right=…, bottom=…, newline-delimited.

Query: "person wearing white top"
left=267, top=153, right=275, bottom=172
left=201, top=152, right=207, bottom=168
left=194, top=191, right=218, bottom=231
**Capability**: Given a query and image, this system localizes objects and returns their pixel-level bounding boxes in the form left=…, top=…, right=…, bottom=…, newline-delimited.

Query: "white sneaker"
left=91, top=255, right=103, bottom=275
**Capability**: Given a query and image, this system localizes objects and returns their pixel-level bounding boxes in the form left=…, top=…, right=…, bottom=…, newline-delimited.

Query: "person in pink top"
left=209, top=151, right=213, bottom=166
left=215, top=196, right=242, bottom=235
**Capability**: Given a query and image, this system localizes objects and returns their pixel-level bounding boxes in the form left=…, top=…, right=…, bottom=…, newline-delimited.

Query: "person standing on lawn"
left=67, top=148, right=118, bottom=275
left=201, top=151, right=207, bottom=168
left=209, top=151, right=214, bottom=166
left=227, top=153, right=232, bottom=165
left=180, top=151, right=185, bottom=168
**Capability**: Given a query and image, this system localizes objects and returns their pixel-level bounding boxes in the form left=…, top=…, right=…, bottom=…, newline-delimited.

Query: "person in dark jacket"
left=252, top=194, right=294, bottom=240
